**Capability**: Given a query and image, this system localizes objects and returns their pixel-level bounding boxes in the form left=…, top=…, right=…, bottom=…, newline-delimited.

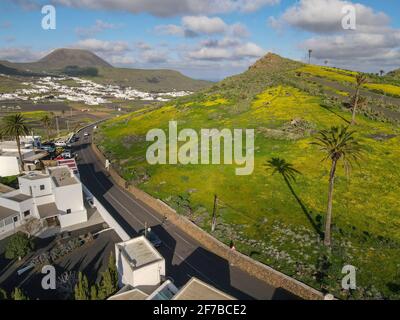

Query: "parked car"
left=61, top=149, right=73, bottom=159
left=140, top=228, right=162, bottom=248
left=55, top=140, right=67, bottom=147
left=41, top=143, right=56, bottom=153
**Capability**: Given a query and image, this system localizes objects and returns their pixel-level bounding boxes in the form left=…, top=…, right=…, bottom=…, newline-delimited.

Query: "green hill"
left=96, top=53, right=400, bottom=299
left=1, top=48, right=212, bottom=92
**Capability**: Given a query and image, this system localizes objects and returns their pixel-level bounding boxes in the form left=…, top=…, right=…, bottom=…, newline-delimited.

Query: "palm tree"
left=312, top=126, right=363, bottom=246
left=1, top=113, right=30, bottom=172
left=40, top=114, right=52, bottom=141
left=308, top=49, right=313, bottom=64
left=380, top=70, right=385, bottom=77
left=351, top=74, right=368, bottom=125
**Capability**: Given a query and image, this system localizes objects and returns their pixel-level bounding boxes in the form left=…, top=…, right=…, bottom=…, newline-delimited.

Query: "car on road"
left=140, top=228, right=162, bottom=248
left=83, top=132, right=90, bottom=137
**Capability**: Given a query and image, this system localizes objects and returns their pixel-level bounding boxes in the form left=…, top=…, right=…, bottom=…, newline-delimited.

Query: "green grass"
left=98, top=77, right=400, bottom=299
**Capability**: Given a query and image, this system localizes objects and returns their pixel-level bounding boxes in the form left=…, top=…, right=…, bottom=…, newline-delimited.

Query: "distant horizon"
left=1, top=0, right=399, bottom=80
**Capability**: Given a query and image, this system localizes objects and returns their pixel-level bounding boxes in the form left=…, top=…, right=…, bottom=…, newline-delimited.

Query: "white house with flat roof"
left=110, top=236, right=235, bottom=301
left=0, top=166, right=87, bottom=235
left=115, top=236, right=165, bottom=288
left=0, top=138, right=47, bottom=177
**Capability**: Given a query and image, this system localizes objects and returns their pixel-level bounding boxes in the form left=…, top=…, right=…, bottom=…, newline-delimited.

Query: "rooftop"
left=21, top=172, right=49, bottom=181
left=108, top=288, right=148, bottom=301
left=0, top=205, right=19, bottom=221
left=37, top=202, right=59, bottom=219
left=172, top=278, right=235, bottom=301
left=48, top=166, right=78, bottom=187
left=117, top=236, right=163, bottom=269
left=2, top=190, right=31, bottom=202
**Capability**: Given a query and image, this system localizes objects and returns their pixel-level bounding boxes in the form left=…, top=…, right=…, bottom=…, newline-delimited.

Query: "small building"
left=0, top=138, right=47, bottom=177
left=108, top=277, right=235, bottom=301
left=0, top=166, right=87, bottom=235
left=172, top=277, right=235, bottom=300
left=110, top=236, right=235, bottom=301
left=115, top=236, right=165, bottom=288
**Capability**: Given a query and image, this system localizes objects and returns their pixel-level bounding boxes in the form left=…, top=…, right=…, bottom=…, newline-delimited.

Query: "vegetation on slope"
left=97, top=53, right=400, bottom=299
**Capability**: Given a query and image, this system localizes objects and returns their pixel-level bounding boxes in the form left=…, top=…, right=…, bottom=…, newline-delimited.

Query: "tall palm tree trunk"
left=324, top=159, right=338, bottom=246
left=16, top=135, right=24, bottom=172
left=351, top=88, right=360, bottom=125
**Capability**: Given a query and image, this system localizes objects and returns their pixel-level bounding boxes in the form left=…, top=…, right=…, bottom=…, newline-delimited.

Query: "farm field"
left=96, top=54, right=400, bottom=299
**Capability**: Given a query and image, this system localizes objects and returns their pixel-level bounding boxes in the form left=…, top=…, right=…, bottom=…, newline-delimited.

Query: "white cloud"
left=270, top=0, right=400, bottom=72
left=48, top=0, right=280, bottom=17
left=188, top=38, right=265, bottom=61
left=75, top=20, right=120, bottom=38
left=0, top=47, right=44, bottom=62
left=156, top=16, right=249, bottom=38
left=280, top=0, right=389, bottom=34
left=182, top=16, right=227, bottom=35
left=74, top=38, right=130, bottom=54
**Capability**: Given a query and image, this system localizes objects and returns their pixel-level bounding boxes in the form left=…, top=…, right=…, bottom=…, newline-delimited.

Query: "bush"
left=0, top=288, right=7, bottom=300
left=5, top=232, right=34, bottom=260
left=12, top=288, right=29, bottom=300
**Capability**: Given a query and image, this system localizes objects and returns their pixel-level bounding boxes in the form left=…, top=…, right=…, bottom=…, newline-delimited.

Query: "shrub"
left=5, top=232, right=34, bottom=260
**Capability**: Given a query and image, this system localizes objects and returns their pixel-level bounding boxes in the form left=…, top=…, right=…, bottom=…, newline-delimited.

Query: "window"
left=66, top=209, right=71, bottom=214
left=40, top=185, right=45, bottom=191
left=13, top=216, right=18, bottom=223
left=24, top=210, right=30, bottom=217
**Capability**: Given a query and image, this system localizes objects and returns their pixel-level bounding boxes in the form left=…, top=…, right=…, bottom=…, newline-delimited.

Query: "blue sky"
left=0, top=0, right=399, bottom=80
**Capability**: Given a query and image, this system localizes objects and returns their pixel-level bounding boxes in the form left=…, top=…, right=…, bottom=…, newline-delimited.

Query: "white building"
left=110, top=236, right=235, bottom=301
left=0, top=166, right=87, bottom=235
left=109, top=277, right=235, bottom=301
left=115, top=236, right=165, bottom=288
left=0, top=137, right=46, bottom=177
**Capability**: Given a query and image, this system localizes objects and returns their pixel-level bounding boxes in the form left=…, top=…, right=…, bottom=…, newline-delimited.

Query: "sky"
left=0, top=0, right=399, bottom=81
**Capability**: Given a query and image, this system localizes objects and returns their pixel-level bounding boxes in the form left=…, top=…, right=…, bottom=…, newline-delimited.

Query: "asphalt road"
left=75, top=126, right=297, bottom=300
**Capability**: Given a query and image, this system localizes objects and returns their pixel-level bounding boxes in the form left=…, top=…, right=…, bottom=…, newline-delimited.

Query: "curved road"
left=74, top=125, right=296, bottom=300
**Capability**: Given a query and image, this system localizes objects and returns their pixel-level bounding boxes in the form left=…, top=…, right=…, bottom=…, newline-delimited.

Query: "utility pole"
left=211, top=194, right=218, bottom=232
left=55, top=116, right=60, bottom=137
left=308, top=49, right=313, bottom=64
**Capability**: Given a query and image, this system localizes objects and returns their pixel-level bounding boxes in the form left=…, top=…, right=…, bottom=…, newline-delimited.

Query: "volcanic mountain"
left=0, top=48, right=211, bottom=92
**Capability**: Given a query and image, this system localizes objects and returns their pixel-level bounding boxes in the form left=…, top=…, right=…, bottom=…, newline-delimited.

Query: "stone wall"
left=91, top=143, right=325, bottom=300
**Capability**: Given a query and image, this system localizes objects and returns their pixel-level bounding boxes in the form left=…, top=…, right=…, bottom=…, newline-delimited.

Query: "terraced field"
left=97, top=54, right=400, bottom=299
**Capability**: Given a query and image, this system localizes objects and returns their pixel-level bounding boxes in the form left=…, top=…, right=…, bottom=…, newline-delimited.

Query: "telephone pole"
left=55, top=116, right=60, bottom=137
left=211, top=194, right=218, bottom=232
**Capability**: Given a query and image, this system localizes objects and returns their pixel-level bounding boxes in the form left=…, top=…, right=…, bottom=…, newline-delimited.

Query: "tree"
left=74, top=272, right=90, bottom=300
left=1, top=113, right=30, bottom=172
left=90, top=285, right=99, bottom=300
left=40, top=114, right=52, bottom=141
left=312, top=126, right=363, bottom=246
left=0, top=288, right=7, bottom=300
left=12, top=287, right=29, bottom=300
left=351, top=74, right=368, bottom=125
left=98, top=254, right=118, bottom=299
left=5, top=232, right=34, bottom=260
